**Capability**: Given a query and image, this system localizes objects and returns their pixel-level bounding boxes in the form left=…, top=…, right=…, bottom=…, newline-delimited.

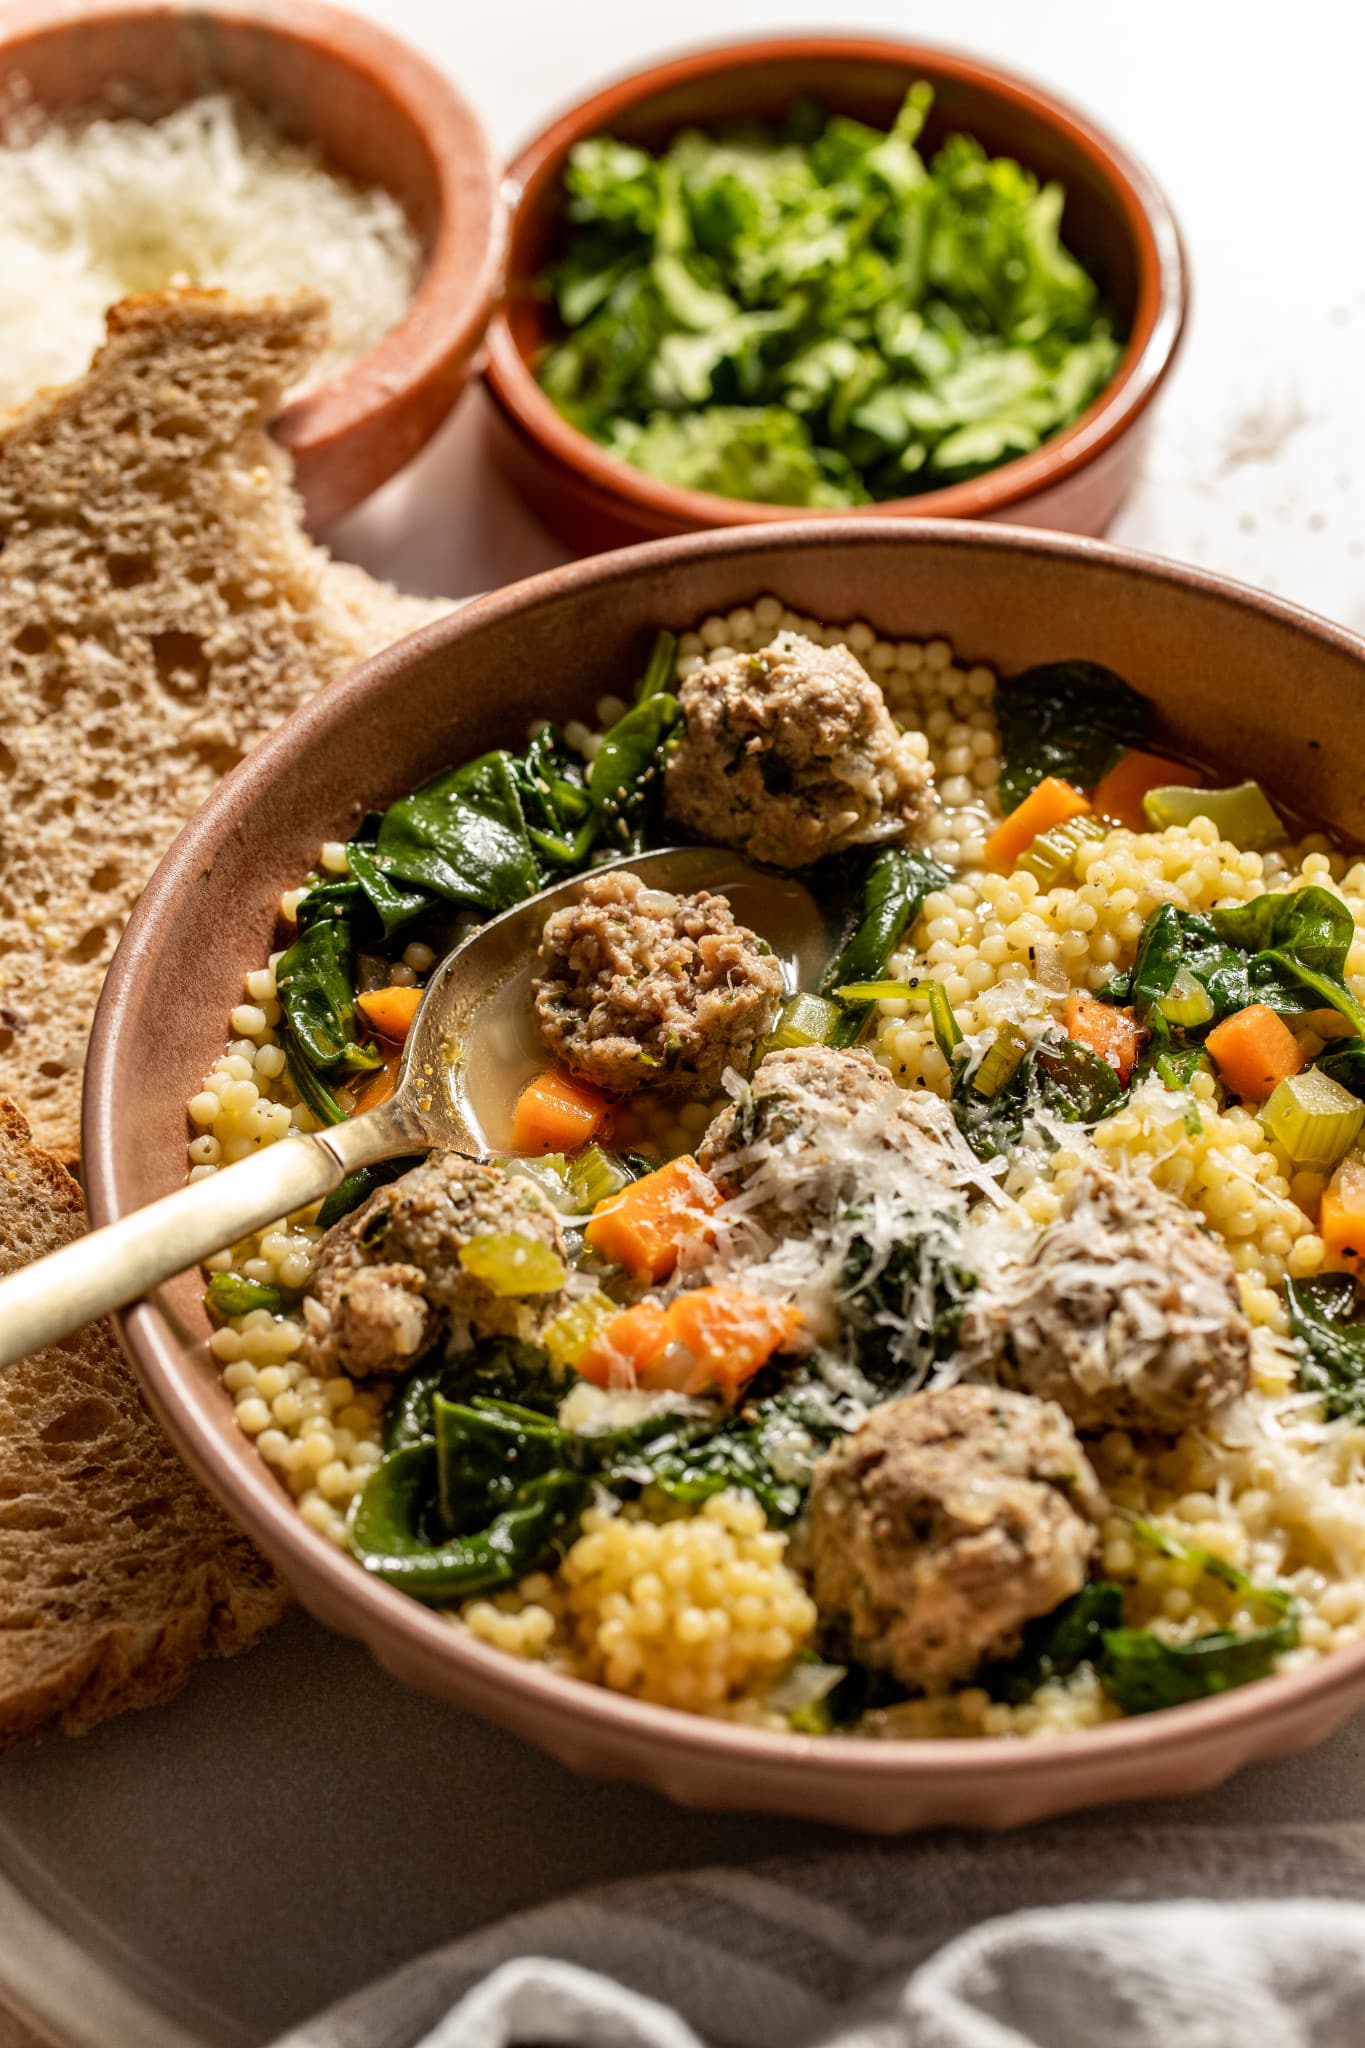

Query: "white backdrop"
left=330, top=0, right=1365, bottom=633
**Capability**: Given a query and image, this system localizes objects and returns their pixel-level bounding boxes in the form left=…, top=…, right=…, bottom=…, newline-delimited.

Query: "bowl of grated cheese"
left=0, top=0, right=506, bottom=527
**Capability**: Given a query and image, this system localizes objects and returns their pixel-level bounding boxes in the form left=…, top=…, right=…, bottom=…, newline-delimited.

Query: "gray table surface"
left=4, top=1, right=1364, bottom=2042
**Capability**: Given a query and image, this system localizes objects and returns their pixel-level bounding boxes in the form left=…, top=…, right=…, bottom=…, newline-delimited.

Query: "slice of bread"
left=0, top=1097, right=290, bottom=1747
left=0, top=287, right=449, bottom=1160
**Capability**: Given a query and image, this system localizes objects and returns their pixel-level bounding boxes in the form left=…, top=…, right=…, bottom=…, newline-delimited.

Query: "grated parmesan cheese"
left=0, top=91, right=423, bottom=411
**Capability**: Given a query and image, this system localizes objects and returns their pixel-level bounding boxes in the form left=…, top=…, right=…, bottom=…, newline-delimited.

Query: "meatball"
left=532, top=869, right=782, bottom=1095
left=805, top=1385, right=1106, bottom=1689
left=300, top=1155, right=567, bottom=1377
left=664, top=633, right=934, bottom=869
left=699, top=1045, right=976, bottom=1221
left=958, top=1162, right=1253, bottom=1432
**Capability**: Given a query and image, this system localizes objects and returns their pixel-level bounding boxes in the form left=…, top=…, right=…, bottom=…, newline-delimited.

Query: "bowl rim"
left=0, top=0, right=508, bottom=472
left=84, top=515, right=1365, bottom=1789
left=483, top=31, right=1188, bottom=530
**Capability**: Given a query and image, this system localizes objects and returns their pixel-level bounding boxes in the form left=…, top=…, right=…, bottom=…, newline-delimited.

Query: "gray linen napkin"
left=274, top=1823, right=1365, bottom=2048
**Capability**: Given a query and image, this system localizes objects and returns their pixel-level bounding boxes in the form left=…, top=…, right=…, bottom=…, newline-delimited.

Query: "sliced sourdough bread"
left=0, top=1097, right=290, bottom=1747
left=0, top=287, right=449, bottom=1160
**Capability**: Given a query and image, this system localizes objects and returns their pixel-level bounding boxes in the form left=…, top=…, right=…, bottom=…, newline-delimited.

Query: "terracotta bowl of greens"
left=84, top=520, right=1365, bottom=1831
left=0, top=0, right=506, bottom=528
left=483, top=37, right=1186, bottom=552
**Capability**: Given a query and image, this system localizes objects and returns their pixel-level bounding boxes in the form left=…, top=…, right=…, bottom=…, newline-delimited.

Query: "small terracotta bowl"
left=484, top=36, right=1187, bottom=552
left=0, top=0, right=505, bottom=528
left=86, top=521, right=1365, bottom=1832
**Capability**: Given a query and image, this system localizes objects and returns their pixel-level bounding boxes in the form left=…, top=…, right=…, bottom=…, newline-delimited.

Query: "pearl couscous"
left=188, top=600, right=1365, bottom=1737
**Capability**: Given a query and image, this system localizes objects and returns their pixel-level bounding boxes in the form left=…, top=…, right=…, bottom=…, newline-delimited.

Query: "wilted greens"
left=538, top=87, right=1124, bottom=507
left=995, top=660, right=1149, bottom=813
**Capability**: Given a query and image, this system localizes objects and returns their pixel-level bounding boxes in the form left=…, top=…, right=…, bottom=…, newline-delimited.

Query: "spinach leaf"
left=511, top=724, right=598, bottom=869
left=345, top=841, right=432, bottom=939
left=384, top=1339, right=567, bottom=1453
left=275, top=881, right=380, bottom=1075
left=1096, top=1523, right=1297, bottom=1715
left=1211, top=886, right=1365, bottom=1037
left=283, top=1032, right=347, bottom=1126
left=1099, top=1619, right=1296, bottom=1715
left=375, top=752, right=542, bottom=910
left=1318, top=1038, right=1365, bottom=1100
left=433, top=1395, right=566, bottom=1538
left=588, top=691, right=680, bottom=853
left=821, top=847, right=953, bottom=1047
left=1286, top=1273, right=1365, bottom=1424
left=349, top=1442, right=588, bottom=1603
left=1128, top=901, right=1184, bottom=1019
left=636, top=1376, right=848, bottom=1526
left=987, top=1581, right=1125, bottom=1705
left=1103, top=890, right=1365, bottom=1046
left=996, top=659, right=1149, bottom=812
left=315, top=1158, right=417, bottom=1232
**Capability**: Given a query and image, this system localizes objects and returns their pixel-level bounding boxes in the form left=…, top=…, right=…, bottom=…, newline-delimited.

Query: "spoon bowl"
left=0, top=848, right=819, bottom=1368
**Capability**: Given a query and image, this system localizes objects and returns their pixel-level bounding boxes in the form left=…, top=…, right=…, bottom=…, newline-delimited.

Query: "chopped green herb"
left=538, top=90, right=1123, bottom=509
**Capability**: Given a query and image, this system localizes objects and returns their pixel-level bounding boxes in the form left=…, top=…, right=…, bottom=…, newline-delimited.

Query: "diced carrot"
left=1321, top=1158, right=1365, bottom=1265
left=576, top=1300, right=671, bottom=1390
left=584, top=1154, right=722, bottom=1283
left=352, top=1050, right=401, bottom=1115
left=1065, top=991, right=1141, bottom=1083
left=511, top=1068, right=608, bottom=1154
left=664, top=1286, right=803, bottom=1400
left=1090, top=750, right=1194, bottom=831
left=985, top=777, right=1092, bottom=871
left=576, top=1286, right=801, bottom=1399
left=1205, top=1004, right=1304, bottom=1101
left=357, top=984, right=424, bottom=1045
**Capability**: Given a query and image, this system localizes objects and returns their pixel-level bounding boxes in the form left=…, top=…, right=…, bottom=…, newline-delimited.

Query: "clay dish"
left=484, top=35, right=1186, bottom=552
left=85, top=522, right=1364, bottom=1831
left=0, top=0, right=506, bottom=527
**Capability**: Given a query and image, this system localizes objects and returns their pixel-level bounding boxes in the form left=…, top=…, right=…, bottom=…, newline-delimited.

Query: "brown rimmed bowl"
left=86, top=521, right=1365, bottom=1832
left=484, top=35, right=1187, bottom=553
left=0, top=0, right=506, bottom=528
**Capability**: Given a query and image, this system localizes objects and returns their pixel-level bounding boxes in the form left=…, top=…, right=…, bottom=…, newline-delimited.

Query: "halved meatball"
left=300, top=1155, right=566, bottom=1377
left=532, top=869, right=782, bottom=1095
left=664, top=632, right=934, bottom=869
left=805, top=1384, right=1106, bottom=1689
left=957, top=1162, right=1253, bottom=1433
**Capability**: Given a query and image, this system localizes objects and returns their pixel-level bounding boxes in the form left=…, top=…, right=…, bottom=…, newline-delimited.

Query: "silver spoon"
left=0, top=849, right=828, bottom=1369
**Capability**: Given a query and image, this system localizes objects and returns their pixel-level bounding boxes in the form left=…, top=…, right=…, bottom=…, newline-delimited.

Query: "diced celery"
left=457, top=1232, right=568, bottom=1297
left=1158, top=966, right=1215, bottom=1030
left=542, top=1287, right=619, bottom=1371
left=834, top=977, right=961, bottom=1062
left=834, top=979, right=919, bottom=1003
left=499, top=1153, right=577, bottom=1213
left=927, top=982, right=962, bottom=1062
left=765, top=991, right=845, bottom=1052
left=1142, top=781, right=1285, bottom=851
left=1262, top=1069, right=1365, bottom=1169
left=971, top=1023, right=1030, bottom=1099
left=1015, top=813, right=1107, bottom=886
left=565, top=1143, right=633, bottom=1211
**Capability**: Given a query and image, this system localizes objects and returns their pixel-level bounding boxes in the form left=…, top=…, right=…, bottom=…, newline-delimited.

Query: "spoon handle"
left=0, top=1119, right=394, bottom=1370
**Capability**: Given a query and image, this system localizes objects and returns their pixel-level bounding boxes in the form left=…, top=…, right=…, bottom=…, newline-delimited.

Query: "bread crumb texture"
left=0, top=287, right=448, bottom=1159
left=0, top=1097, right=290, bottom=1748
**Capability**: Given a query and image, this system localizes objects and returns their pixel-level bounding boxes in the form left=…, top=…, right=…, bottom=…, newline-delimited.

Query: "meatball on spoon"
left=0, top=849, right=827, bottom=1366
